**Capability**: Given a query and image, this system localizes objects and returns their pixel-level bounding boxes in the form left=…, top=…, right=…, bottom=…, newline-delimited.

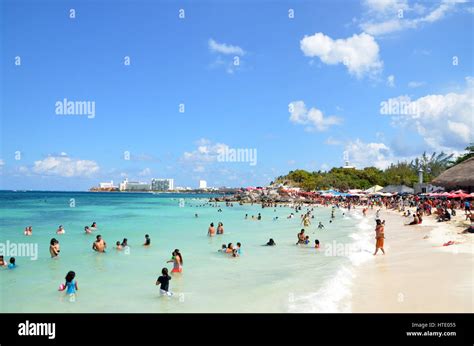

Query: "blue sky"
left=1, top=0, right=473, bottom=190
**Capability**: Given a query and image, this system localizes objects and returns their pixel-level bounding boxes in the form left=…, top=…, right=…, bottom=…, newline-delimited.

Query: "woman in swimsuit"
left=217, top=222, right=224, bottom=235
left=373, top=219, right=385, bottom=256
left=167, top=249, right=183, bottom=273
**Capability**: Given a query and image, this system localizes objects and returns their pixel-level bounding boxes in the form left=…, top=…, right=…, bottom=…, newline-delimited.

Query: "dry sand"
left=351, top=208, right=474, bottom=312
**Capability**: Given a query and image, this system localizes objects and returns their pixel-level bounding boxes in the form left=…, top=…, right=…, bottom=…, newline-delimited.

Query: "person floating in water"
left=167, top=249, right=183, bottom=273
left=8, top=257, right=16, bottom=269
left=0, top=255, right=7, bottom=267
left=208, top=223, right=216, bottom=237
left=265, top=238, right=276, bottom=246
left=24, top=226, right=32, bottom=236
left=49, top=238, right=60, bottom=258
left=143, top=234, right=151, bottom=246
left=373, top=219, right=385, bottom=256
left=156, top=268, right=172, bottom=296
left=92, top=235, right=107, bottom=252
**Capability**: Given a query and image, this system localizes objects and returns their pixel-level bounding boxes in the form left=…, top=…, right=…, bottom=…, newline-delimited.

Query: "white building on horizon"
left=151, top=178, right=174, bottom=191
left=99, top=180, right=116, bottom=189
left=119, top=178, right=151, bottom=191
left=199, top=180, right=207, bottom=189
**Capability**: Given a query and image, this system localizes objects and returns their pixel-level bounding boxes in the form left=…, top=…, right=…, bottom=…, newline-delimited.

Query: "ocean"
left=0, top=191, right=375, bottom=313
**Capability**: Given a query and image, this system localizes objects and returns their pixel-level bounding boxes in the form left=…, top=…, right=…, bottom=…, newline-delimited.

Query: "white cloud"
left=208, top=39, right=245, bottom=56
left=32, top=155, right=99, bottom=177
left=0, top=159, right=4, bottom=166
left=387, top=74, right=395, bottom=87
left=325, top=136, right=343, bottom=145
left=300, top=32, right=383, bottom=78
left=345, top=139, right=394, bottom=169
left=138, top=168, right=151, bottom=176
left=289, top=101, right=342, bottom=131
left=182, top=138, right=229, bottom=163
left=408, top=81, right=426, bottom=88
left=383, top=76, right=474, bottom=150
left=361, top=0, right=467, bottom=36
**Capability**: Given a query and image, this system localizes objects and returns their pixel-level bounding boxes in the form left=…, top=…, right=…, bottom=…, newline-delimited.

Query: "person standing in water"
left=156, top=268, right=172, bottom=296
left=60, top=271, right=78, bottom=298
left=373, top=219, right=385, bottom=256
left=143, top=234, right=151, bottom=246
left=208, top=223, right=216, bottom=237
left=49, top=238, right=60, bottom=258
left=217, top=222, right=224, bottom=234
left=167, top=249, right=183, bottom=273
left=296, top=229, right=305, bottom=245
left=92, top=235, right=107, bottom=252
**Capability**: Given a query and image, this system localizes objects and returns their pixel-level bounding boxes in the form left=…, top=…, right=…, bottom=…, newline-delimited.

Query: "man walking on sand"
left=373, top=219, right=385, bottom=256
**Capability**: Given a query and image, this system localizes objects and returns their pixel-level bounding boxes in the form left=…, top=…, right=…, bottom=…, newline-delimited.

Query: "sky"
left=1, top=0, right=473, bottom=190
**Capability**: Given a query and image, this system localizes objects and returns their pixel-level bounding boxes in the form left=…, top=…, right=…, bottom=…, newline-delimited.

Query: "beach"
left=351, top=208, right=474, bottom=313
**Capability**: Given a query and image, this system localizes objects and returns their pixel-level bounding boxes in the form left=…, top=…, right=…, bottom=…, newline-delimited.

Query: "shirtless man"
left=92, top=235, right=107, bottom=252
left=208, top=223, right=216, bottom=237
left=296, top=229, right=305, bottom=245
left=49, top=238, right=60, bottom=258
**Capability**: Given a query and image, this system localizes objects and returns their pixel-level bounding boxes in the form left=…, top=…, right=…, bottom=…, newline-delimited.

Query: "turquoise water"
left=0, top=191, right=373, bottom=312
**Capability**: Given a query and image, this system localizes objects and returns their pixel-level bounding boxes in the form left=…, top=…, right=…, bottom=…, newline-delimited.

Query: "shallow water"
left=0, top=191, right=374, bottom=312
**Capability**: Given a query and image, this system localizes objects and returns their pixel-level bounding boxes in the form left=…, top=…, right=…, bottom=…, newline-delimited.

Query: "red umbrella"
left=453, top=192, right=470, bottom=199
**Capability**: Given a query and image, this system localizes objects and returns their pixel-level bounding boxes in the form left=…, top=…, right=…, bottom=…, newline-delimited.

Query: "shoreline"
left=350, top=208, right=473, bottom=313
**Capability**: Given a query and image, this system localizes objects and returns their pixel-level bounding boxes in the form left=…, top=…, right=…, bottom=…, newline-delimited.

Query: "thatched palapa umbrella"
left=432, top=157, right=474, bottom=193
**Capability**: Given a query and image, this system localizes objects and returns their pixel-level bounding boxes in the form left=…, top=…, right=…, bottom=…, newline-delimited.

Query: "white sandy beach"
left=351, top=208, right=474, bottom=313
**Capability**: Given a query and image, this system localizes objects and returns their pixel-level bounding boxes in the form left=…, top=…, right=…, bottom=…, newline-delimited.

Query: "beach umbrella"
left=453, top=192, right=470, bottom=199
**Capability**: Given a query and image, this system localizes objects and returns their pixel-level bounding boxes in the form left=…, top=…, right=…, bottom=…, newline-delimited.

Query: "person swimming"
left=167, top=249, right=183, bottom=273
left=49, top=238, right=60, bottom=258
left=56, top=225, right=65, bottom=234
left=156, top=267, right=172, bottom=296
left=84, top=226, right=92, bottom=234
left=143, top=234, right=151, bottom=246
left=225, top=243, right=234, bottom=254
left=115, top=241, right=123, bottom=250
left=8, top=257, right=16, bottom=269
left=0, top=255, right=7, bottom=267
left=90, top=222, right=97, bottom=229
left=265, top=238, right=276, bottom=246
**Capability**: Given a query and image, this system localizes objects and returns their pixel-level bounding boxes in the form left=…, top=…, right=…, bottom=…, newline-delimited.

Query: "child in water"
left=60, top=271, right=78, bottom=297
left=7, top=257, right=16, bottom=269
left=156, top=268, right=173, bottom=296
left=315, top=240, right=320, bottom=249
left=304, top=236, right=310, bottom=245
left=0, top=255, right=7, bottom=267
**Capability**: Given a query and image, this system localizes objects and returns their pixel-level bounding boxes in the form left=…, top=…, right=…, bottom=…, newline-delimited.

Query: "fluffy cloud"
left=138, top=168, right=151, bottom=176
left=32, top=155, right=99, bottom=177
left=382, top=76, right=474, bottom=150
left=361, top=0, right=467, bottom=36
left=387, top=74, right=395, bottom=87
left=408, top=81, right=426, bottom=88
left=208, top=39, right=245, bottom=56
left=289, top=101, right=342, bottom=131
left=345, top=139, right=394, bottom=169
left=182, top=138, right=229, bottom=163
left=300, top=32, right=383, bottom=78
